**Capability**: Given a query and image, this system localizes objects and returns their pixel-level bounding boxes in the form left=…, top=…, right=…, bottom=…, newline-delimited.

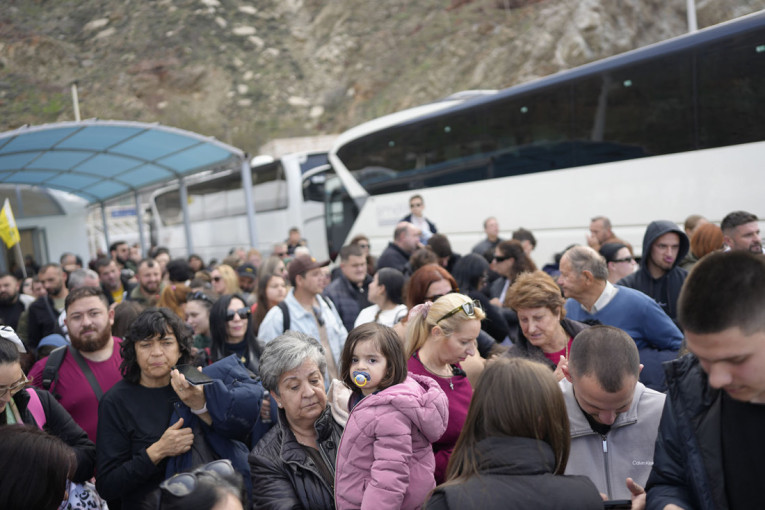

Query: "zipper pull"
left=602, top=436, right=608, bottom=453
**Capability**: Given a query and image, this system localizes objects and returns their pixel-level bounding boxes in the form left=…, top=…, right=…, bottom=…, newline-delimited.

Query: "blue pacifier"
left=353, top=371, right=370, bottom=388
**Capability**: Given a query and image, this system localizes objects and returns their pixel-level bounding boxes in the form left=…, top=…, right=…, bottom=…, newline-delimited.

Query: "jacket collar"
left=561, top=378, right=644, bottom=437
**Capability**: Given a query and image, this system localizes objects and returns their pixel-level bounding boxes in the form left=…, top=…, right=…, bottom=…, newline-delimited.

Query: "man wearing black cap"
left=237, top=263, right=257, bottom=306
left=258, top=255, right=347, bottom=381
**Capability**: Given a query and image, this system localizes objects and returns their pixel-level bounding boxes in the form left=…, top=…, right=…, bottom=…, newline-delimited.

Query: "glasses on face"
left=275, top=252, right=287, bottom=258
left=357, top=243, right=370, bottom=249
left=160, top=459, right=235, bottom=497
left=612, top=257, right=635, bottom=264
left=187, top=291, right=214, bottom=304
left=226, top=307, right=251, bottom=321
left=426, top=290, right=456, bottom=302
left=0, top=374, right=29, bottom=398
left=211, top=276, right=222, bottom=283
left=436, top=299, right=482, bottom=324
left=493, top=254, right=511, bottom=263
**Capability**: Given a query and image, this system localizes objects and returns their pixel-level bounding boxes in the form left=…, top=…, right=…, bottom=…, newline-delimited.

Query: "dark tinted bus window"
left=697, top=29, right=765, bottom=148
left=572, top=52, right=694, bottom=161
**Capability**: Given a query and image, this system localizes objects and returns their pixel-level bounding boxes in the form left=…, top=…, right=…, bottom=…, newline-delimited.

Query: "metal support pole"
left=71, top=82, right=81, bottom=122
left=134, top=190, right=147, bottom=258
left=687, top=0, right=697, bottom=32
left=100, top=202, right=110, bottom=253
left=179, top=176, right=194, bottom=255
left=240, top=156, right=258, bottom=249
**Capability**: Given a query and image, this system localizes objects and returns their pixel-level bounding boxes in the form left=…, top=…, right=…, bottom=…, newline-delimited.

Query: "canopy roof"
left=0, top=120, right=245, bottom=203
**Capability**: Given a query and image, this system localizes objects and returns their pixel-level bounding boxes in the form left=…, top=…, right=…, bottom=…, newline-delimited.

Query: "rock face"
left=1, top=0, right=763, bottom=154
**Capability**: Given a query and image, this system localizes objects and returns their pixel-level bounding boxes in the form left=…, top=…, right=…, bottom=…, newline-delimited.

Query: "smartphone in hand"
left=174, top=364, right=214, bottom=385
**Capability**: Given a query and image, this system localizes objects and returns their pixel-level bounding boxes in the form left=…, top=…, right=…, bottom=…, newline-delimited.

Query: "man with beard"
left=721, top=210, right=763, bottom=254
left=24, top=263, right=69, bottom=350
left=110, top=240, right=137, bottom=273
left=127, top=258, right=162, bottom=307
left=28, top=287, right=122, bottom=442
left=0, top=273, right=34, bottom=330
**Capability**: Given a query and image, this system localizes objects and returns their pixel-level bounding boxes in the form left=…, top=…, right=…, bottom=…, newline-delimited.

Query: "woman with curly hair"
left=96, top=307, right=196, bottom=508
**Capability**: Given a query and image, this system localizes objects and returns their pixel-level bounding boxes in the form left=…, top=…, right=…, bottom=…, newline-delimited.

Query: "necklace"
left=421, top=359, right=455, bottom=390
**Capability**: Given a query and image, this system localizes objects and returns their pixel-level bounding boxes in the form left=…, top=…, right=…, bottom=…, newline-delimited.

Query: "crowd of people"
left=0, top=204, right=763, bottom=510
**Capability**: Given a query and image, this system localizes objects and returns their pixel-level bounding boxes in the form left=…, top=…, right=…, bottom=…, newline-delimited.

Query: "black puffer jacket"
left=646, top=355, right=726, bottom=510
left=618, top=220, right=689, bottom=325
left=7, top=387, right=95, bottom=482
left=425, top=436, right=603, bottom=510
left=249, top=405, right=343, bottom=510
left=505, top=318, right=589, bottom=370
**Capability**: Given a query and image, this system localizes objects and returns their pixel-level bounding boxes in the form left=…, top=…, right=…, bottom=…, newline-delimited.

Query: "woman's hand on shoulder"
left=146, top=418, right=194, bottom=464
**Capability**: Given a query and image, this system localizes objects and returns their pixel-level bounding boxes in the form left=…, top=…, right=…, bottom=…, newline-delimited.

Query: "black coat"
left=249, top=405, right=343, bottom=510
left=376, top=242, right=411, bottom=274
left=8, top=387, right=95, bottom=483
left=425, top=436, right=602, bottom=510
left=506, top=317, right=589, bottom=370
left=646, top=355, right=727, bottom=510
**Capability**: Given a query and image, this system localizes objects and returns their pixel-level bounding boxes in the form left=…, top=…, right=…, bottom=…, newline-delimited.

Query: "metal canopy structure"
left=0, top=120, right=257, bottom=255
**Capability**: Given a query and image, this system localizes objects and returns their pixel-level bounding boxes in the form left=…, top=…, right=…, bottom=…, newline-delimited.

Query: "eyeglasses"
left=226, top=307, right=251, bottom=321
left=612, top=257, right=635, bottom=264
left=0, top=374, right=29, bottom=398
left=436, top=299, right=482, bottom=324
left=211, top=276, right=222, bottom=282
left=160, top=459, right=235, bottom=497
left=493, top=254, right=511, bottom=262
left=357, top=243, right=370, bottom=249
left=274, top=252, right=287, bottom=258
left=425, top=290, right=456, bottom=302
left=187, top=291, right=214, bottom=304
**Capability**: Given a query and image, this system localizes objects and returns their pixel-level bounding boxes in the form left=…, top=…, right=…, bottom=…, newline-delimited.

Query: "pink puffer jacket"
left=335, top=373, right=449, bottom=510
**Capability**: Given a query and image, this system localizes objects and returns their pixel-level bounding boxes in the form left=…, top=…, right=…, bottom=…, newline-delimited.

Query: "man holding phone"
left=646, top=251, right=765, bottom=510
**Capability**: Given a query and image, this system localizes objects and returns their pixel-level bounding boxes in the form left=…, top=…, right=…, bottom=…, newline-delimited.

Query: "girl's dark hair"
left=120, top=308, right=193, bottom=384
left=0, top=425, right=75, bottom=510
left=0, top=337, right=20, bottom=364
left=451, top=254, right=489, bottom=294
left=209, top=294, right=261, bottom=361
left=252, top=273, right=284, bottom=335
left=443, top=358, right=570, bottom=485
left=375, top=268, right=405, bottom=305
left=340, top=322, right=407, bottom=395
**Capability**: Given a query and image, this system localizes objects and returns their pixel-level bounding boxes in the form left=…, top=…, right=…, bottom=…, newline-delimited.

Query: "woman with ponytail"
left=405, top=293, right=485, bottom=484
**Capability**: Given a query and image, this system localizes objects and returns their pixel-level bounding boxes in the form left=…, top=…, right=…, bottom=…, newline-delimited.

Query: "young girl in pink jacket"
left=335, top=322, right=449, bottom=510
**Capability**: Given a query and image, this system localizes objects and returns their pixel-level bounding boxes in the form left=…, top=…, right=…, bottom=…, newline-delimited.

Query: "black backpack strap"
left=277, top=301, right=290, bottom=332
left=68, top=346, right=104, bottom=401
left=42, top=345, right=68, bottom=392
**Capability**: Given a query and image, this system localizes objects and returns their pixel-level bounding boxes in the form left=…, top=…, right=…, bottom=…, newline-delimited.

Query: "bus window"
left=325, top=173, right=359, bottom=260
left=697, top=28, right=765, bottom=148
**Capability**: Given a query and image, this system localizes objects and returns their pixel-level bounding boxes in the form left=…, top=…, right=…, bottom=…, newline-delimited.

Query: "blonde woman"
left=405, top=293, right=485, bottom=484
left=211, top=264, right=240, bottom=296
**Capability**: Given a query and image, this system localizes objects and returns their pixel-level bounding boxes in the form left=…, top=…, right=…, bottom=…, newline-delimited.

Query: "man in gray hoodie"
left=561, top=325, right=665, bottom=505
left=618, top=220, right=689, bottom=327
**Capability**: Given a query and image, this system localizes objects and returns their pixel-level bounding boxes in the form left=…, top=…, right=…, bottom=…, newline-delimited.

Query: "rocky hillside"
left=2, top=0, right=763, bottom=155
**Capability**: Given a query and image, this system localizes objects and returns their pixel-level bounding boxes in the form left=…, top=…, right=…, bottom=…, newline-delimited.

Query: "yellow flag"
left=0, top=199, right=21, bottom=248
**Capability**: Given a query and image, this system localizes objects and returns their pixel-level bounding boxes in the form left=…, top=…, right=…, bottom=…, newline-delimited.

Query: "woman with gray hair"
left=248, top=330, right=343, bottom=510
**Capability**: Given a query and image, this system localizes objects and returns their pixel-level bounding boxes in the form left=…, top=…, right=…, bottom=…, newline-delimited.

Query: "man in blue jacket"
left=618, top=220, right=689, bottom=327
left=646, top=251, right=765, bottom=510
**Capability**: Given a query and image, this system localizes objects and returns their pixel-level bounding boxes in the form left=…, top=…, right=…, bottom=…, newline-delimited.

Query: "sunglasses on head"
left=160, top=459, right=235, bottom=498
left=436, top=299, right=482, bottom=324
left=493, top=254, right=511, bottom=262
left=226, top=307, right=251, bottom=321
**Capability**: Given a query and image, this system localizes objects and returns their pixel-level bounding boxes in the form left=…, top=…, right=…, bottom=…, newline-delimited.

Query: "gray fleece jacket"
left=561, top=378, right=666, bottom=500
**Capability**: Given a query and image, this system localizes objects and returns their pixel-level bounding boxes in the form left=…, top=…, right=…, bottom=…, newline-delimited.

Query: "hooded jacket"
left=561, top=378, right=665, bottom=500
left=618, top=220, right=689, bottom=324
left=335, top=373, right=449, bottom=510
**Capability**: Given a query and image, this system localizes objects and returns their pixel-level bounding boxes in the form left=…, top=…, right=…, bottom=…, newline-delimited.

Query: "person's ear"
left=638, top=363, right=644, bottom=375
left=272, top=391, right=283, bottom=408
left=431, top=325, right=443, bottom=339
left=562, top=364, right=573, bottom=383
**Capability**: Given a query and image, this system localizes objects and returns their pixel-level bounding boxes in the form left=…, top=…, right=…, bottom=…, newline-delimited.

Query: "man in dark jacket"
left=618, top=220, right=689, bottom=326
left=323, top=244, right=371, bottom=331
left=377, top=222, right=421, bottom=274
left=646, top=251, right=765, bottom=510
left=25, top=263, right=69, bottom=350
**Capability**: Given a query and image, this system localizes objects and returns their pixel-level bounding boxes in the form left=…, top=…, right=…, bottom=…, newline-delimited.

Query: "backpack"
left=41, top=345, right=104, bottom=401
left=277, top=295, right=337, bottom=332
